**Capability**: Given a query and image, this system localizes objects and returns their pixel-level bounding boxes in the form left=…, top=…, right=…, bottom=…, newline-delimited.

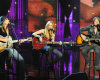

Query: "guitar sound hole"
left=35, top=41, right=39, bottom=44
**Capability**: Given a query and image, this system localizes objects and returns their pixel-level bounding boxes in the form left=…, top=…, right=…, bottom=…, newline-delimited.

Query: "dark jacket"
left=80, top=24, right=100, bottom=44
left=0, top=26, right=18, bottom=49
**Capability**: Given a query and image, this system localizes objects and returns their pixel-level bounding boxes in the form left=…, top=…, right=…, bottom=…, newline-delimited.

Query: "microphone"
left=94, top=24, right=100, bottom=27
left=9, top=22, right=15, bottom=25
left=50, top=28, right=56, bottom=33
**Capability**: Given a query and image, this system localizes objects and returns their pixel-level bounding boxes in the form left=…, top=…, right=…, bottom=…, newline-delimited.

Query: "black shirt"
left=0, top=26, right=18, bottom=48
left=0, top=27, right=15, bottom=40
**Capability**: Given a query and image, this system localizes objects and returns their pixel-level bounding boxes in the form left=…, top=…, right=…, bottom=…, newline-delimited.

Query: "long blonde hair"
left=44, top=21, right=55, bottom=39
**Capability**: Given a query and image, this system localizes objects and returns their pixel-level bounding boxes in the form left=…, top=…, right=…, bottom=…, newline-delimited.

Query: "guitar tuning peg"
left=70, top=40, right=72, bottom=46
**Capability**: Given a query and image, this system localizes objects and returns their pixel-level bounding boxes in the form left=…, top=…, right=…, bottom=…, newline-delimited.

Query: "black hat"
left=0, top=16, right=8, bottom=24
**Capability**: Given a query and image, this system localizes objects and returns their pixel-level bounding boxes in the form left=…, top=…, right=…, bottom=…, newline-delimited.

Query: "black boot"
left=7, top=58, right=14, bottom=70
left=16, top=61, right=24, bottom=80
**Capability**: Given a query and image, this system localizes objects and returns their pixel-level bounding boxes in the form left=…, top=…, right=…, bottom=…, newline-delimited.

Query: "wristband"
left=37, top=35, right=40, bottom=38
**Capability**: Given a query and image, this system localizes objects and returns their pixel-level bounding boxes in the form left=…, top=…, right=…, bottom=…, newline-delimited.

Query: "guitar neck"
left=88, top=38, right=100, bottom=41
left=11, top=39, right=30, bottom=43
left=47, top=42, right=70, bottom=44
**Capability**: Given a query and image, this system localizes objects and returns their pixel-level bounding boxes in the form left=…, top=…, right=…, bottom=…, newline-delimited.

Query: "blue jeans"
left=5, top=48, right=24, bottom=61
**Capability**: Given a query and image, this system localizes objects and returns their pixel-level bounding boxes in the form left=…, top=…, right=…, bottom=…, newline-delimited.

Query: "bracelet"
left=37, top=35, right=40, bottom=38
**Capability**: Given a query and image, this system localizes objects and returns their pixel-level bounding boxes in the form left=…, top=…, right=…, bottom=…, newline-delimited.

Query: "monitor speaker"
left=62, top=72, right=89, bottom=80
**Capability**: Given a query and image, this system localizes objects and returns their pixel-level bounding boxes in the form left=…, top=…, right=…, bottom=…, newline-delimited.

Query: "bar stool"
left=84, top=49, right=95, bottom=80
left=38, top=49, right=56, bottom=80
left=0, top=57, right=15, bottom=80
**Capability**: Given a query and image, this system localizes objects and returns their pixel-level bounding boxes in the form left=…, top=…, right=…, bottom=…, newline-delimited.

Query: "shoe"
left=95, top=66, right=100, bottom=71
left=86, top=63, right=91, bottom=69
left=7, top=64, right=14, bottom=70
left=48, top=64, right=54, bottom=71
left=46, top=61, right=54, bottom=71
left=6, top=61, right=14, bottom=70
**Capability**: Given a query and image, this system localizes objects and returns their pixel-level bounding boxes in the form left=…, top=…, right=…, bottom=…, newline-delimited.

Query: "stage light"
left=8, top=10, right=10, bottom=12
left=74, top=7, right=77, bottom=9
left=41, top=13, right=43, bottom=16
left=92, top=2, right=94, bottom=5
left=68, top=4, right=70, bottom=7
left=25, top=13, right=26, bottom=15
left=73, top=20, right=75, bottom=22
left=20, top=31, right=22, bottom=33
left=15, top=2, right=16, bottom=4
left=92, top=13, right=94, bottom=15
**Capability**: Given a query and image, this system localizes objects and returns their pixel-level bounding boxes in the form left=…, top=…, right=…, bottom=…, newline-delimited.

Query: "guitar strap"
left=6, top=35, right=9, bottom=48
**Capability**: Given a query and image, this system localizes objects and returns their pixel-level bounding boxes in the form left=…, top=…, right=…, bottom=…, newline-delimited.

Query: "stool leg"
left=38, top=54, right=43, bottom=78
left=89, top=52, right=91, bottom=80
left=53, top=66, right=56, bottom=80
left=93, top=52, right=95, bottom=80
left=7, top=67, right=9, bottom=80
left=44, top=64, right=47, bottom=78
left=47, top=66, right=49, bottom=79
left=99, top=72, right=100, bottom=80
left=44, top=54, right=48, bottom=79
left=84, top=62, right=86, bottom=72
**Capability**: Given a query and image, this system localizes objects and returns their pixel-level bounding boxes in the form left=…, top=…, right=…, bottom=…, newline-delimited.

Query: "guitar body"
left=76, top=34, right=91, bottom=46
left=0, top=35, right=13, bottom=52
left=76, top=34, right=83, bottom=45
left=0, top=42, right=6, bottom=52
left=0, top=36, right=32, bottom=52
left=32, top=37, right=49, bottom=50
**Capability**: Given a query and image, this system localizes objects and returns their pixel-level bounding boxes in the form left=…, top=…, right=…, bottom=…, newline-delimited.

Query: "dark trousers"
left=41, top=46, right=63, bottom=64
left=82, top=43, right=100, bottom=66
left=0, top=48, right=24, bottom=80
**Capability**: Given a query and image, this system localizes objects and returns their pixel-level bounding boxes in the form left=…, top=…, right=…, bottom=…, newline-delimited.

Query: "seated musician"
left=80, top=17, right=100, bottom=70
left=0, top=16, right=24, bottom=80
left=32, top=21, right=63, bottom=65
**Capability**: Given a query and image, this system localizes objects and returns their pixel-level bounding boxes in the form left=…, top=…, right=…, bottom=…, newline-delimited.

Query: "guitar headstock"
left=69, top=40, right=76, bottom=46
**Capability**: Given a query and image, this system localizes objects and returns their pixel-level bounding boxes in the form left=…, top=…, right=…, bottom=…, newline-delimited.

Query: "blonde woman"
left=32, top=21, right=63, bottom=64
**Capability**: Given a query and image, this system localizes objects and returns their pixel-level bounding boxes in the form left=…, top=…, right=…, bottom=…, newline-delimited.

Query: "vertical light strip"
left=59, top=2, right=60, bottom=21
left=17, top=0, right=19, bottom=20
left=57, top=0, right=58, bottom=22
left=68, top=52, right=72, bottom=74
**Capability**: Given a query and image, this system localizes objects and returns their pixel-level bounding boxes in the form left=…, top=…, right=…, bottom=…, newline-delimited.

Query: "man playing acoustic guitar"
left=80, top=17, right=100, bottom=70
left=0, top=16, right=24, bottom=80
left=32, top=21, right=63, bottom=66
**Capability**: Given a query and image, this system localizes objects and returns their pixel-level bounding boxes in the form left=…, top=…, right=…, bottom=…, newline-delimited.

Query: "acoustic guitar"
left=76, top=34, right=100, bottom=46
left=0, top=35, right=32, bottom=52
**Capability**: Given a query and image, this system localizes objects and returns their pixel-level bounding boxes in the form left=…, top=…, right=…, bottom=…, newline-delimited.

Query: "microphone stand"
left=11, top=24, right=20, bottom=80
left=51, top=29, right=67, bottom=79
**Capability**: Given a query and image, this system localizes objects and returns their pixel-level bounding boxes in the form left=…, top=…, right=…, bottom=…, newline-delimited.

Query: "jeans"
left=0, top=48, right=24, bottom=80
left=41, top=46, right=63, bottom=64
left=82, top=43, right=100, bottom=66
